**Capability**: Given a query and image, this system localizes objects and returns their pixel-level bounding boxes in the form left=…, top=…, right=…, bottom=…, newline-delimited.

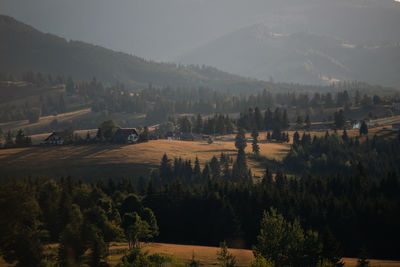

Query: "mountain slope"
left=178, top=24, right=400, bottom=86
left=0, top=15, right=276, bottom=92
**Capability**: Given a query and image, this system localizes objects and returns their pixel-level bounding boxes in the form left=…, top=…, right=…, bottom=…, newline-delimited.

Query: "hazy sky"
left=1, top=0, right=399, bottom=61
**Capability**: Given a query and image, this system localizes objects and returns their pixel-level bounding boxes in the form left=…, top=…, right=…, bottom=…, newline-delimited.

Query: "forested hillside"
left=0, top=15, right=276, bottom=92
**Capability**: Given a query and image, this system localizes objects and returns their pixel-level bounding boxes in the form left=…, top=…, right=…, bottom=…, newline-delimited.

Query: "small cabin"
left=112, top=128, right=139, bottom=144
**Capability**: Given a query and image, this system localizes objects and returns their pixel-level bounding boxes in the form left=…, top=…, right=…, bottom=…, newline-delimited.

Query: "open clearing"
left=3, top=242, right=397, bottom=267
left=109, top=243, right=400, bottom=267
left=0, top=139, right=289, bottom=179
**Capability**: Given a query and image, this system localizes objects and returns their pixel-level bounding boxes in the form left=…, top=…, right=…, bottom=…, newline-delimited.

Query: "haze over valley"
left=1, top=1, right=400, bottom=267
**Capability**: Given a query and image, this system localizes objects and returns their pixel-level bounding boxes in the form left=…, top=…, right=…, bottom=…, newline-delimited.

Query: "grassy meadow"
left=2, top=242, right=399, bottom=267
left=0, top=139, right=290, bottom=179
left=1, top=121, right=398, bottom=180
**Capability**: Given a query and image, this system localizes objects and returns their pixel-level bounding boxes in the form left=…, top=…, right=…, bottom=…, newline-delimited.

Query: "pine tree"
left=272, top=127, right=281, bottom=141
left=139, top=126, right=150, bottom=142
left=282, top=109, right=289, bottom=129
left=217, top=241, right=237, bottom=267
left=194, top=114, right=203, bottom=133
left=194, top=157, right=201, bottom=182
left=66, top=76, right=74, bottom=95
left=210, top=156, right=221, bottom=179
left=267, top=131, right=271, bottom=141
left=334, top=109, right=346, bottom=129
left=360, top=121, right=368, bottom=136
left=254, top=107, right=264, bottom=130
left=235, top=128, right=247, bottom=151
left=160, top=154, right=172, bottom=183
left=357, top=248, right=370, bottom=267
left=4, top=131, right=14, bottom=148
left=251, top=129, right=260, bottom=155
left=296, top=115, right=303, bottom=128
left=305, top=114, right=311, bottom=130
left=342, top=130, right=348, bottom=142
left=264, top=108, right=273, bottom=130
left=58, top=94, right=67, bottom=114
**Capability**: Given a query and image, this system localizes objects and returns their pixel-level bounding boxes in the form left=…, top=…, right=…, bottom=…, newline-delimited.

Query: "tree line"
left=2, top=72, right=399, bottom=127
left=284, top=130, right=400, bottom=178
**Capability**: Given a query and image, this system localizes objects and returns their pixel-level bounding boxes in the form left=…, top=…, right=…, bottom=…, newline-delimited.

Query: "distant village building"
left=179, top=132, right=195, bottom=141
left=112, top=128, right=138, bottom=144
left=43, top=131, right=73, bottom=145
left=392, top=123, right=400, bottom=131
left=166, top=132, right=206, bottom=141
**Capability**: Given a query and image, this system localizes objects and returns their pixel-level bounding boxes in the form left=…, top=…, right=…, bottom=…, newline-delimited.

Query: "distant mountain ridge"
left=0, top=15, right=278, bottom=92
left=178, top=24, right=400, bottom=86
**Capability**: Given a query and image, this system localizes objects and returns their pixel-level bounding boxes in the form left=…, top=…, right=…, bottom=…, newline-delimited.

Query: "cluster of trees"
left=148, top=139, right=250, bottom=190
left=192, top=114, right=236, bottom=135
left=1, top=129, right=32, bottom=148
left=237, top=107, right=289, bottom=132
left=145, top=87, right=274, bottom=124
left=157, top=106, right=290, bottom=142
left=0, top=177, right=158, bottom=267
left=275, top=82, right=398, bottom=109
left=333, top=110, right=346, bottom=129
left=2, top=72, right=399, bottom=131
left=161, top=114, right=236, bottom=136
left=0, top=104, right=44, bottom=124
left=285, top=130, right=400, bottom=177
left=253, top=208, right=323, bottom=267
left=137, top=156, right=399, bottom=261
left=0, top=92, right=67, bottom=123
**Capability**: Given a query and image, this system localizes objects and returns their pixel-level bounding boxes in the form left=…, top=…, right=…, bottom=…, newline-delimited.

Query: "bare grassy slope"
left=0, top=140, right=289, bottom=179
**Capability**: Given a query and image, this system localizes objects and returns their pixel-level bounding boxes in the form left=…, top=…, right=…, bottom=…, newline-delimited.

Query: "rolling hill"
left=178, top=24, right=400, bottom=86
left=0, top=15, right=277, bottom=92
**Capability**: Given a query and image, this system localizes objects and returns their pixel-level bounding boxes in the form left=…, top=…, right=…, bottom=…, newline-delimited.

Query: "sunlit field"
left=2, top=242, right=398, bottom=267
left=0, top=139, right=290, bottom=179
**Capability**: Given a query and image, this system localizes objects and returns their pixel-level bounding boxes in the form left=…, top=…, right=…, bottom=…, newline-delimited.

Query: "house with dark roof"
left=43, top=131, right=73, bottom=145
left=112, top=128, right=139, bottom=144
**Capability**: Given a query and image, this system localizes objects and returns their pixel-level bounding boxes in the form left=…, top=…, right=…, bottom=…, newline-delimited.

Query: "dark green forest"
left=1, top=131, right=399, bottom=266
